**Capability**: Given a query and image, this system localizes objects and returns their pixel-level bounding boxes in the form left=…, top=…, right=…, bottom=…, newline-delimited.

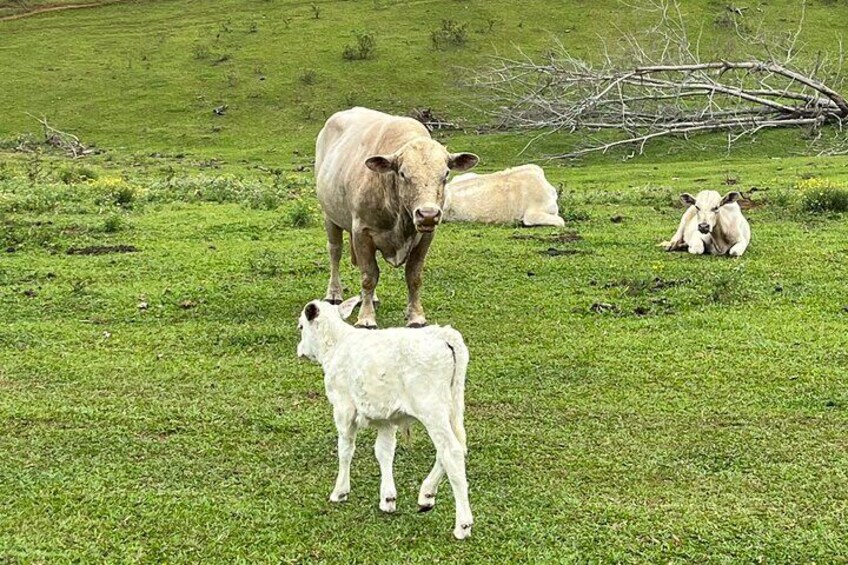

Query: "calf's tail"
left=442, top=327, right=469, bottom=452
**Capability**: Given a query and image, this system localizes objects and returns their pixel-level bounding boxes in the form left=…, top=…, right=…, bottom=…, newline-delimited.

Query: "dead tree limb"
left=27, top=114, right=96, bottom=158
left=470, top=0, right=847, bottom=159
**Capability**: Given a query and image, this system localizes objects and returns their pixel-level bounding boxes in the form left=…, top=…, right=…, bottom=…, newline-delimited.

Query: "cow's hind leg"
left=352, top=230, right=380, bottom=328
left=522, top=210, right=565, bottom=227
left=324, top=219, right=344, bottom=304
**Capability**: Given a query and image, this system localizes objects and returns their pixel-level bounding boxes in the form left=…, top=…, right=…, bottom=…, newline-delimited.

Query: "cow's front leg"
left=688, top=237, right=706, bottom=255
left=404, top=233, right=434, bottom=328
left=323, top=218, right=344, bottom=304
left=352, top=229, right=379, bottom=328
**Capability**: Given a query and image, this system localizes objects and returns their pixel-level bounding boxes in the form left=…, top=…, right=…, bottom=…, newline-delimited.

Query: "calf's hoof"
left=329, top=491, right=348, bottom=503
left=380, top=496, right=397, bottom=513
left=417, top=492, right=435, bottom=512
left=355, top=322, right=378, bottom=330
left=407, top=322, right=428, bottom=329
left=453, top=523, right=473, bottom=540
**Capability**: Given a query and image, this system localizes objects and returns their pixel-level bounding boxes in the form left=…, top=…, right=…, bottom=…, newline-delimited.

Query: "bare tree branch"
left=470, top=0, right=846, bottom=159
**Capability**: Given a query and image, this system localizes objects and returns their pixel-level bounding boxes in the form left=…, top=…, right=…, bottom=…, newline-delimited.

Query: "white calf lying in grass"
left=663, top=190, right=751, bottom=257
left=444, top=164, right=566, bottom=227
left=296, top=298, right=473, bottom=540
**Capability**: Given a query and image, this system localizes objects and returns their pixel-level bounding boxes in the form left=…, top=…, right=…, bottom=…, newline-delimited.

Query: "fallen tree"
left=472, top=1, right=847, bottom=158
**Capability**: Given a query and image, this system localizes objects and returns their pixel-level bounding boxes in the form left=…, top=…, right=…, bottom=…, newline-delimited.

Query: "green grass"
left=3, top=0, right=848, bottom=562
left=2, top=155, right=848, bottom=562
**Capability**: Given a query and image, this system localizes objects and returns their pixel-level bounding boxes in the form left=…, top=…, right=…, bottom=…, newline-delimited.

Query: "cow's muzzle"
left=697, top=223, right=710, bottom=234
left=414, top=207, right=442, bottom=233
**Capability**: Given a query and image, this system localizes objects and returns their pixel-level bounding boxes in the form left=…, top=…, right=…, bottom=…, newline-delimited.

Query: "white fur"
left=443, top=164, right=565, bottom=227
left=663, top=190, right=751, bottom=256
left=297, top=298, right=473, bottom=540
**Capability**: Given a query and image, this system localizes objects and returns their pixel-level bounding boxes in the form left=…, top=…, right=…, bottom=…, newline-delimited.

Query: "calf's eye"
left=711, top=207, right=719, bottom=212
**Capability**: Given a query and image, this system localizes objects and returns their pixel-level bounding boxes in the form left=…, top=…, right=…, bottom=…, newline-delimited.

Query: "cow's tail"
left=442, top=326, right=469, bottom=453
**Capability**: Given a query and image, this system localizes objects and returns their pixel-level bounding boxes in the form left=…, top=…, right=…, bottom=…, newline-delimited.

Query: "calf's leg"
left=374, top=425, right=398, bottom=513
left=330, top=406, right=357, bottom=502
left=421, top=413, right=473, bottom=540
left=417, top=459, right=445, bottom=512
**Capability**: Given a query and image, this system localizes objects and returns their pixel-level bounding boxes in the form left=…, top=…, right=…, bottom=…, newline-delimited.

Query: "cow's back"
left=316, top=108, right=430, bottom=230
left=445, top=164, right=556, bottom=222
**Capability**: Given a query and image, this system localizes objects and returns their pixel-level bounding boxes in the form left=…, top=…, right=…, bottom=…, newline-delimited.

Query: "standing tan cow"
left=315, top=107, right=479, bottom=328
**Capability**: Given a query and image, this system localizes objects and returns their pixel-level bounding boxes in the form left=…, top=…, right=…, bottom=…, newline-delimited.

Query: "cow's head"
left=680, top=190, right=740, bottom=235
left=365, top=138, right=478, bottom=233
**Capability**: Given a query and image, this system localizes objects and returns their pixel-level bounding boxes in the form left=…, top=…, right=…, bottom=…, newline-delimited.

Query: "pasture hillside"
left=1, top=0, right=847, bottom=162
left=2, top=1, right=848, bottom=563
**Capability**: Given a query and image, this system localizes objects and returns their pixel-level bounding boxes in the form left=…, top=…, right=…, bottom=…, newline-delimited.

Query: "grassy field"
left=3, top=0, right=848, bottom=563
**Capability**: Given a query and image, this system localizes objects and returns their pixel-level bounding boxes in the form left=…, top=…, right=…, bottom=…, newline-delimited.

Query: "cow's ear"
left=337, top=296, right=361, bottom=320
left=680, top=193, right=696, bottom=207
left=448, top=152, right=479, bottom=172
left=720, top=191, right=741, bottom=206
left=365, top=155, right=397, bottom=174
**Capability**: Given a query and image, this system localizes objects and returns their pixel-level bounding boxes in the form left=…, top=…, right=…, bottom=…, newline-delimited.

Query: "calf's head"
left=297, top=297, right=360, bottom=361
left=680, top=190, right=741, bottom=235
left=366, top=138, right=478, bottom=233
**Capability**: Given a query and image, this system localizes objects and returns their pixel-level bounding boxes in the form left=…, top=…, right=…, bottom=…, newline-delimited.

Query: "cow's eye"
left=399, top=171, right=407, bottom=180
left=297, top=323, right=303, bottom=331
left=711, top=207, right=719, bottom=212
left=695, top=206, right=700, bottom=211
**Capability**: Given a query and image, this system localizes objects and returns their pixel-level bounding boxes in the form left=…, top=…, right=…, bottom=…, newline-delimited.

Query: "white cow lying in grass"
left=444, top=164, right=566, bottom=227
left=663, top=190, right=751, bottom=257
left=296, top=298, right=473, bottom=540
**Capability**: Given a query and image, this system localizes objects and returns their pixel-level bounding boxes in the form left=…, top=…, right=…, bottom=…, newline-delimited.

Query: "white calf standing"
left=663, top=190, right=751, bottom=257
left=444, top=164, right=566, bottom=227
left=296, top=298, right=473, bottom=540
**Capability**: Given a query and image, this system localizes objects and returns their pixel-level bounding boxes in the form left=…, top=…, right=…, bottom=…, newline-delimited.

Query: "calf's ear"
left=680, top=193, right=696, bottom=206
left=448, top=152, right=479, bottom=172
left=365, top=155, right=397, bottom=174
left=720, top=191, right=741, bottom=206
left=305, top=302, right=320, bottom=322
left=337, top=296, right=361, bottom=320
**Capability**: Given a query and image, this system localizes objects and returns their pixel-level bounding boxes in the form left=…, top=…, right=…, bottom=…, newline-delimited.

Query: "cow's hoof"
left=324, top=298, right=342, bottom=305
left=355, top=323, right=378, bottom=330
left=418, top=503, right=435, bottom=513
left=407, top=322, right=428, bottom=329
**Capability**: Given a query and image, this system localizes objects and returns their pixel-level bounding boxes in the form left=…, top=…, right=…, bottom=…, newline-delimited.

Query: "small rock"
left=526, top=271, right=535, bottom=277
left=103, top=331, right=112, bottom=339
left=5, top=246, right=15, bottom=253
left=774, top=284, right=783, bottom=293
left=610, top=215, right=623, bottom=224
left=138, top=301, right=149, bottom=311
